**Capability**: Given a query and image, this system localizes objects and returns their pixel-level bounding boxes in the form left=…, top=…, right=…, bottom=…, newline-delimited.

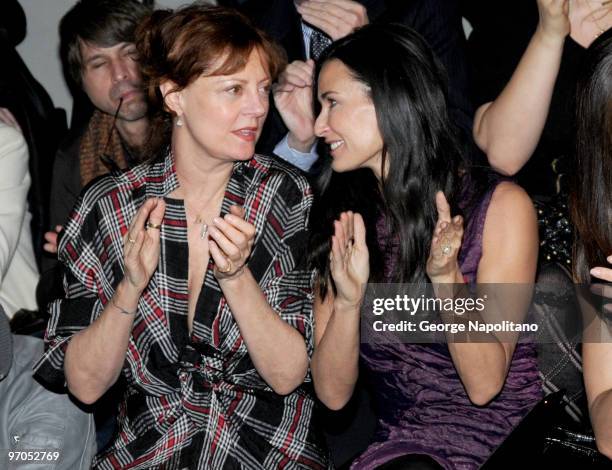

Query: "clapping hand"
left=329, top=211, right=369, bottom=309
left=123, top=198, right=166, bottom=292
left=426, top=191, right=464, bottom=283
left=208, top=205, right=256, bottom=280
left=536, top=0, right=570, bottom=43
left=296, top=0, right=369, bottom=41
left=273, top=59, right=316, bottom=152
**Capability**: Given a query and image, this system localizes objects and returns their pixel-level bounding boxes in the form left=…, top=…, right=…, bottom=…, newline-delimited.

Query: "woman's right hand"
left=536, top=0, right=570, bottom=42
left=329, top=211, right=369, bottom=309
left=123, top=198, right=166, bottom=293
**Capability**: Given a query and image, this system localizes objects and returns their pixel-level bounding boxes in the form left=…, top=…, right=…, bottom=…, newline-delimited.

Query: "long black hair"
left=570, top=28, right=612, bottom=282
left=309, top=23, right=463, bottom=296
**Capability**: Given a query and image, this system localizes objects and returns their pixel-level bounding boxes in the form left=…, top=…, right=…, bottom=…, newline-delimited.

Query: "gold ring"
left=218, top=260, right=233, bottom=273
left=146, top=221, right=161, bottom=230
left=128, top=237, right=136, bottom=244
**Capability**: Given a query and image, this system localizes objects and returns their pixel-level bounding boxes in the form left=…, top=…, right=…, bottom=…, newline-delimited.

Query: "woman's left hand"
left=208, top=205, right=256, bottom=280
left=426, top=191, right=464, bottom=283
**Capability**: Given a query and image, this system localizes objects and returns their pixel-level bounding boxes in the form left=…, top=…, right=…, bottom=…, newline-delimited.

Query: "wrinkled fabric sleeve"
left=260, top=172, right=315, bottom=363
left=273, top=133, right=319, bottom=173
left=34, top=190, right=110, bottom=388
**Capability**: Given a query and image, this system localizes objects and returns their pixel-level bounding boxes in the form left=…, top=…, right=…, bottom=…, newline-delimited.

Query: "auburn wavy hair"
left=135, top=4, right=286, bottom=157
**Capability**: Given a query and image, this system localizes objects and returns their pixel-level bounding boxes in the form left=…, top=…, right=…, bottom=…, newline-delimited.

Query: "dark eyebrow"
left=84, top=54, right=107, bottom=65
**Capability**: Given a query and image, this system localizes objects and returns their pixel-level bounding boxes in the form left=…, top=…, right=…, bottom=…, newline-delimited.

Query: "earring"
left=176, top=117, right=183, bottom=127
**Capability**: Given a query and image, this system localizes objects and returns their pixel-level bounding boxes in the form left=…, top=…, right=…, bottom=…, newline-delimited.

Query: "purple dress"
left=351, top=183, right=542, bottom=470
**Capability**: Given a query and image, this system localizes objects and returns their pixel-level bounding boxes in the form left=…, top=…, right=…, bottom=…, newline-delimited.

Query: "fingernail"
left=213, top=217, right=223, bottom=224
left=607, top=255, right=612, bottom=263
left=590, top=268, right=602, bottom=277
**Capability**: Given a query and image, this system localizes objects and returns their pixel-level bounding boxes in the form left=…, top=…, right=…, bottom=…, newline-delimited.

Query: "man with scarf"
left=45, top=0, right=151, bottom=252
left=38, top=0, right=151, bottom=311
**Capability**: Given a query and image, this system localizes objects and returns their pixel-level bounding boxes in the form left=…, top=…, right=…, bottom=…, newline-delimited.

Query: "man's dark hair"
left=60, top=0, right=151, bottom=86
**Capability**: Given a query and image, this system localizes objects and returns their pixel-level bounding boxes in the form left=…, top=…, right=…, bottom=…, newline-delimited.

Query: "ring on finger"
left=441, top=244, right=452, bottom=255
left=127, top=237, right=136, bottom=244
left=146, top=221, right=161, bottom=230
left=218, top=259, right=233, bottom=273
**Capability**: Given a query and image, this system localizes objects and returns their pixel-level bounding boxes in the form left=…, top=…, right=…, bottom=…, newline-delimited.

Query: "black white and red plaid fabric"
left=34, top=151, right=331, bottom=469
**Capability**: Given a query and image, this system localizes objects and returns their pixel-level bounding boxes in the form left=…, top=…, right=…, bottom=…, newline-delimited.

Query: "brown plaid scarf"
left=79, top=110, right=129, bottom=187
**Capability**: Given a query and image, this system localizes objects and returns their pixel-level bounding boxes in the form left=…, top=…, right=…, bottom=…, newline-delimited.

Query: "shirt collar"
left=143, top=147, right=261, bottom=204
left=144, top=147, right=180, bottom=199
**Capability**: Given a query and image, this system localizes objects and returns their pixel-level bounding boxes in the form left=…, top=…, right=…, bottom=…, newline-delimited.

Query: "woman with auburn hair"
left=34, top=5, right=330, bottom=469
left=308, top=23, right=541, bottom=469
left=570, top=28, right=612, bottom=459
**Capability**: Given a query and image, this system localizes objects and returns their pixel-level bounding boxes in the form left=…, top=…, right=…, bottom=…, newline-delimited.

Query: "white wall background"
left=16, top=0, right=190, bottom=123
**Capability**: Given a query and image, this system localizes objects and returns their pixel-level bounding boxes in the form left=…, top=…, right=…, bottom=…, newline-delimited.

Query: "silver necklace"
left=194, top=216, right=209, bottom=240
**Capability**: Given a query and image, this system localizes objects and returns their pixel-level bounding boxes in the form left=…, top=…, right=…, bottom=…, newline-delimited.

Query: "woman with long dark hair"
left=34, top=5, right=330, bottom=469
left=570, top=28, right=612, bottom=459
left=309, top=24, right=541, bottom=469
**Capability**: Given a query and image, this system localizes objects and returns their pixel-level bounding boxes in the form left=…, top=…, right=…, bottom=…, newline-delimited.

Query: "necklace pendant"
left=200, top=223, right=208, bottom=240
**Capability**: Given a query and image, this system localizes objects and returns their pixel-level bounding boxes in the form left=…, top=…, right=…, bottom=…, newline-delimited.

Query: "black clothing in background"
left=36, top=127, right=83, bottom=324
left=0, top=0, right=67, bottom=268
left=462, top=0, right=587, bottom=197
left=227, top=0, right=474, bottom=158
left=48, top=126, right=85, bottom=232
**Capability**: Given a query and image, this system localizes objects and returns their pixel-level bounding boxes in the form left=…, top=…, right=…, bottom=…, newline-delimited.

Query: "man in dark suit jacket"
left=224, top=0, right=473, bottom=172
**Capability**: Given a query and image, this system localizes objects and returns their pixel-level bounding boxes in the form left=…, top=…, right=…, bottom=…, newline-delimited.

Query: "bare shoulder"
left=486, top=181, right=536, bottom=227
left=479, top=181, right=538, bottom=283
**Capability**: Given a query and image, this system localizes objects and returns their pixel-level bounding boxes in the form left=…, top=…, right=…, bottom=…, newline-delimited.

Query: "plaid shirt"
left=34, top=151, right=330, bottom=469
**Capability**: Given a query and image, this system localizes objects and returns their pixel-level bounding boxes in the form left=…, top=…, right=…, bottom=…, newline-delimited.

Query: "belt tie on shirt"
left=179, top=343, right=225, bottom=386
